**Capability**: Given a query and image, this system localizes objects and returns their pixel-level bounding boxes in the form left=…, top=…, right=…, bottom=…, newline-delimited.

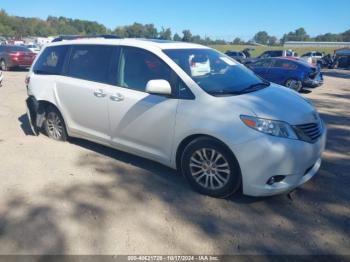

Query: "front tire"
left=181, top=137, right=241, bottom=198
left=44, top=106, right=67, bottom=141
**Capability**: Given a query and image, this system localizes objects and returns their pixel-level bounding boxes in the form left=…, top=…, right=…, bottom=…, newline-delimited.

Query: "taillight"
left=9, top=52, right=19, bottom=60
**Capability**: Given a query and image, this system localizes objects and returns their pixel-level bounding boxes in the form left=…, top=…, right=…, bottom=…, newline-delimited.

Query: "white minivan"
left=26, top=38, right=327, bottom=198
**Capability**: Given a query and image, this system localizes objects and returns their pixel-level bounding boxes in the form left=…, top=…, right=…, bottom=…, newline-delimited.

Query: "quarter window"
left=33, top=45, right=69, bottom=75
left=67, top=45, right=114, bottom=84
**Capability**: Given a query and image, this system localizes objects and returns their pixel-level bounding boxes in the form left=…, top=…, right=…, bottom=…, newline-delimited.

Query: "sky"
left=1, top=0, right=350, bottom=40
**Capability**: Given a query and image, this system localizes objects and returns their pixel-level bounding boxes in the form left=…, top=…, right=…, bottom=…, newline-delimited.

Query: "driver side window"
left=117, top=46, right=194, bottom=99
left=118, top=47, right=172, bottom=92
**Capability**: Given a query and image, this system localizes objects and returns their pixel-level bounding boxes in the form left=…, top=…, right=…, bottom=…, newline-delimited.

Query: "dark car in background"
left=248, top=57, right=323, bottom=92
left=225, top=50, right=246, bottom=63
left=334, top=48, right=350, bottom=69
left=0, top=45, right=36, bottom=71
left=244, top=50, right=297, bottom=65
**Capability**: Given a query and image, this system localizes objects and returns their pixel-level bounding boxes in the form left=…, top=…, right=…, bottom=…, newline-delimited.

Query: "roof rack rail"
left=52, top=34, right=121, bottom=43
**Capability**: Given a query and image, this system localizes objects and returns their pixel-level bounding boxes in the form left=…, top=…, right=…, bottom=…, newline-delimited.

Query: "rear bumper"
left=8, top=59, right=33, bottom=68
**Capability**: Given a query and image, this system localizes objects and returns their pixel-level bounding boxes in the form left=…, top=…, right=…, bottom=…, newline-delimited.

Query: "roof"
left=48, top=37, right=207, bottom=50
left=260, top=56, right=316, bottom=67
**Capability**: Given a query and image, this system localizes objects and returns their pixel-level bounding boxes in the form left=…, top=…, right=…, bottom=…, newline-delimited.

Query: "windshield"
left=163, top=48, right=269, bottom=96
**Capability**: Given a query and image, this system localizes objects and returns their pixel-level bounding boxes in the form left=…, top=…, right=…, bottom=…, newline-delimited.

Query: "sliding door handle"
left=110, top=93, right=124, bottom=102
left=94, top=89, right=107, bottom=98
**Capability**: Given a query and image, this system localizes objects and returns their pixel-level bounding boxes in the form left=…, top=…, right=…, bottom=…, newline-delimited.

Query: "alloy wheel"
left=189, top=148, right=231, bottom=190
left=46, top=113, right=64, bottom=140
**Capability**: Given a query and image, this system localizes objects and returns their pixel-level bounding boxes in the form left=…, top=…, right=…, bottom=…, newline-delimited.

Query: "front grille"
left=294, top=121, right=323, bottom=143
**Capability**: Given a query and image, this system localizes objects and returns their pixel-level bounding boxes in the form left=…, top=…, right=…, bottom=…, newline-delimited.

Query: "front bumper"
left=230, top=127, right=327, bottom=196
left=303, top=73, right=324, bottom=87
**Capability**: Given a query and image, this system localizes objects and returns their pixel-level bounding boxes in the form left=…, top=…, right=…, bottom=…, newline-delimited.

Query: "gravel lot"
left=0, top=70, right=349, bottom=255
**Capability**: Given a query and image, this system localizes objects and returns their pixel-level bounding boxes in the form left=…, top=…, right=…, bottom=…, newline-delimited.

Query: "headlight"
left=240, top=115, right=298, bottom=139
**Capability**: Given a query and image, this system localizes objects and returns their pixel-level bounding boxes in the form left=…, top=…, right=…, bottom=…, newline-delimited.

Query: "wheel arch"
left=175, top=134, right=240, bottom=172
left=30, top=98, right=67, bottom=130
left=285, top=76, right=302, bottom=84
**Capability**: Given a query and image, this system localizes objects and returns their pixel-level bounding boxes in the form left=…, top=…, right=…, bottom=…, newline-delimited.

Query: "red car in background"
left=0, top=45, right=36, bottom=71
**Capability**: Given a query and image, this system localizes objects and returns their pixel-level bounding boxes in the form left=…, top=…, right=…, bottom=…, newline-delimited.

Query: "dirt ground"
left=0, top=70, right=349, bottom=255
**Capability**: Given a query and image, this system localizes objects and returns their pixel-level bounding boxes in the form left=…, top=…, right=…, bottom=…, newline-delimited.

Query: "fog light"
left=267, top=175, right=286, bottom=185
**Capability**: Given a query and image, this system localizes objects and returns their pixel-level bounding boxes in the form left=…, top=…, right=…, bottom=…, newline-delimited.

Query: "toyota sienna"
left=26, top=38, right=327, bottom=198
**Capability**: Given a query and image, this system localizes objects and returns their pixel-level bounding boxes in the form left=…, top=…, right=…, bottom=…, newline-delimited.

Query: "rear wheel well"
left=175, top=134, right=236, bottom=171
left=37, top=100, right=60, bottom=114
left=37, top=101, right=66, bottom=128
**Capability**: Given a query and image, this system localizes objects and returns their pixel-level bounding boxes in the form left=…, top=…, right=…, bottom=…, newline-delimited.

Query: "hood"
left=224, top=84, right=318, bottom=125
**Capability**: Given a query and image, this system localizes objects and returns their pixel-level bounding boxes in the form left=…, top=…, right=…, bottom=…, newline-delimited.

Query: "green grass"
left=209, top=44, right=336, bottom=57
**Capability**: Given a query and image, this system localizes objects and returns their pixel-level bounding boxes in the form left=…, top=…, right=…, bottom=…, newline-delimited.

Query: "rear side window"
left=272, top=60, right=297, bottom=70
left=250, top=59, right=272, bottom=68
left=33, top=45, right=68, bottom=75
left=67, top=45, right=114, bottom=84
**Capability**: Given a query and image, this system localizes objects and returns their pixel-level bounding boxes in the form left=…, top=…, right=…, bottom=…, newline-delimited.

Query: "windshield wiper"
left=207, top=90, right=242, bottom=96
left=242, top=81, right=270, bottom=93
left=207, top=80, right=270, bottom=96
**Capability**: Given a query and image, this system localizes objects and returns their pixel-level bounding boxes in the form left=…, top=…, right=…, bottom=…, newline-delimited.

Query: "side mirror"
left=146, top=80, right=172, bottom=96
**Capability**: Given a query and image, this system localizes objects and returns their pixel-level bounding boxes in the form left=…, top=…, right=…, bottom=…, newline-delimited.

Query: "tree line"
left=248, top=28, right=350, bottom=45
left=0, top=9, right=227, bottom=44
left=0, top=9, right=349, bottom=45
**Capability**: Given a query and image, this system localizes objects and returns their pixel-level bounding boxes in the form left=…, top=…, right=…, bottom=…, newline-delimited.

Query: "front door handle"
left=94, top=89, right=107, bottom=98
left=110, top=93, right=124, bottom=102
